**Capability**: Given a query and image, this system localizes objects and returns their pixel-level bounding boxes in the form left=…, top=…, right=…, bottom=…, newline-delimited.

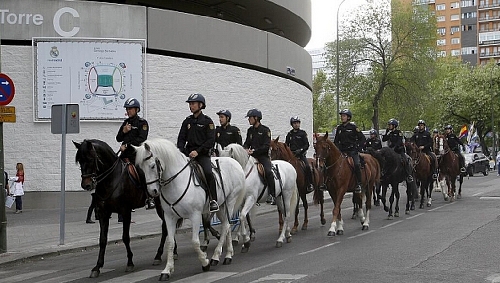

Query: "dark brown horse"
left=270, top=137, right=326, bottom=234
left=314, top=134, right=380, bottom=236
left=405, top=142, right=434, bottom=208
left=434, top=134, right=464, bottom=201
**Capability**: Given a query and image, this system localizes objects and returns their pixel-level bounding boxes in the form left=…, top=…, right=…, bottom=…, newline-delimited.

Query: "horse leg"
left=388, top=188, right=395, bottom=219
left=361, top=186, right=371, bottom=230
left=301, top=193, right=309, bottom=231
left=419, top=181, right=426, bottom=209
left=159, top=218, right=181, bottom=281
left=356, top=193, right=366, bottom=225
left=352, top=194, right=359, bottom=219
left=328, top=195, right=343, bottom=237
left=427, top=180, right=433, bottom=207
left=120, top=210, right=135, bottom=272
left=374, top=183, right=381, bottom=206
left=319, top=195, right=326, bottom=226
left=394, top=184, right=400, bottom=217
left=210, top=210, right=230, bottom=266
left=90, top=210, right=111, bottom=278
left=292, top=196, right=300, bottom=235
left=381, top=184, right=389, bottom=213
left=457, top=175, right=463, bottom=199
left=153, top=216, right=168, bottom=265
left=190, top=214, right=210, bottom=272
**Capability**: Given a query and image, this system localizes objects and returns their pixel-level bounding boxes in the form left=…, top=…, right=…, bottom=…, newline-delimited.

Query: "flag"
left=467, top=122, right=475, bottom=144
left=458, top=125, right=468, bottom=139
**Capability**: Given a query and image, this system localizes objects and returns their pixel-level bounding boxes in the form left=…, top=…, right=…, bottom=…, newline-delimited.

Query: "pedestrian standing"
left=496, top=154, right=500, bottom=176
left=9, top=162, right=24, bottom=213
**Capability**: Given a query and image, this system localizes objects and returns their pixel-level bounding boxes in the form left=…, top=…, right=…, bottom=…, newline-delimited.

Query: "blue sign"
left=0, top=73, right=15, bottom=106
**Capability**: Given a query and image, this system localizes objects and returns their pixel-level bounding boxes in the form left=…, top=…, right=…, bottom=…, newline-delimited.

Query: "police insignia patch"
left=187, top=124, right=191, bottom=130
left=209, top=123, right=214, bottom=130
left=267, top=131, right=271, bottom=137
left=142, top=124, right=148, bottom=131
left=356, top=128, right=361, bottom=132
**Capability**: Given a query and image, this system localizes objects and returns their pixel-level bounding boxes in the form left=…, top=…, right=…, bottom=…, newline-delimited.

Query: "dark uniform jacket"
left=363, top=137, right=382, bottom=151
left=410, top=130, right=433, bottom=151
left=445, top=133, right=463, bottom=151
left=116, top=115, right=149, bottom=159
left=333, top=122, right=366, bottom=152
left=285, top=129, right=310, bottom=156
left=215, top=124, right=242, bottom=148
left=243, top=124, right=271, bottom=158
left=382, top=129, right=404, bottom=153
left=177, top=114, right=215, bottom=156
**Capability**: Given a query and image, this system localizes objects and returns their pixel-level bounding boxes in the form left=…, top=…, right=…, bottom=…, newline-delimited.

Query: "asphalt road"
left=2, top=175, right=500, bottom=283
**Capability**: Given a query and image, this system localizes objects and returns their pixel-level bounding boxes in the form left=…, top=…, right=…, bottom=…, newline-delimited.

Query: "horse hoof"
left=321, top=219, right=326, bottom=225
left=419, top=204, right=424, bottom=209
left=241, top=241, right=250, bottom=253
left=210, top=259, right=219, bottom=266
left=405, top=210, right=410, bottom=215
left=232, top=240, right=239, bottom=247
left=374, top=200, right=380, bottom=206
left=223, top=258, right=232, bottom=265
left=276, top=241, right=283, bottom=248
left=159, top=273, right=170, bottom=281
left=250, top=235, right=256, bottom=242
left=301, top=225, right=307, bottom=231
left=457, top=194, right=462, bottom=199
left=200, top=245, right=208, bottom=252
left=394, top=212, right=399, bottom=217
left=362, top=225, right=369, bottom=231
left=384, top=207, right=389, bottom=212
left=387, top=215, right=393, bottom=220
left=327, top=231, right=336, bottom=237
left=153, top=259, right=162, bottom=266
left=291, top=228, right=298, bottom=235
left=125, top=265, right=134, bottom=272
left=173, top=253, right=178, bottom=260
left=427, top=203, right=431, bottom=207
left=351, top=214, right=357, bottom=220
left=336, top=230, right=344, bottom=235
left=89, top=270, right=100, bottom=278
left=202, top=264, right=211, bottom=272
left=286, top=236, right=292, bottom=243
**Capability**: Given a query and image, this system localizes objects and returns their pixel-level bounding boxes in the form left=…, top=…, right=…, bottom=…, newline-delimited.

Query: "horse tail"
left=289, top=183, right=299, bottom=219
left=233, top=180, right=247, bottom=216
left=313, top=186, right=324, bottom=205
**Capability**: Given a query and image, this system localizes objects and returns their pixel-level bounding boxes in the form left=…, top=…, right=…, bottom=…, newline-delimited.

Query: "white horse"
left=219, top=143, right=298, bottom=251
left=134, top=138, right=246, bottom=281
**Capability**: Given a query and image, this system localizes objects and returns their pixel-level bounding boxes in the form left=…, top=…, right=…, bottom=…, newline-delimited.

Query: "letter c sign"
left=53, top=7, right=80, bottom=37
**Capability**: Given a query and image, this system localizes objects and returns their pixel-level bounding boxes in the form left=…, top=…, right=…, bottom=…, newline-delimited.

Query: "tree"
left=312, top=70, right=335, bottom=133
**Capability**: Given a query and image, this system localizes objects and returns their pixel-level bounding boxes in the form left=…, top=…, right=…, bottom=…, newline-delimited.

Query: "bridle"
left=80, top=144, right=120, bottom=190
left=144, top=152, right=192, bottom=187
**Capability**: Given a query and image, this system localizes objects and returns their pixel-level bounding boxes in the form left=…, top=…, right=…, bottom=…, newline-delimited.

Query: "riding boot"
left=431, top=154, right=438, bottom=179
left=459, top=155, right=466, bottom=173
left=305, top=166, right=314, bottom=193
left=354, top=166, right=362, bottom=193
left=208, top=177, right=219, bottom=212
left=145, top=197, right=155, bottom=210
left=404, top=156, right=414, bottom=182
left=266, top=176, right=276, bottom=205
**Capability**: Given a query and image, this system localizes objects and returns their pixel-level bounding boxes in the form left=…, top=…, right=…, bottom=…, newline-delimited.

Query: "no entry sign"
left=0, top=73, right=15, bottom=106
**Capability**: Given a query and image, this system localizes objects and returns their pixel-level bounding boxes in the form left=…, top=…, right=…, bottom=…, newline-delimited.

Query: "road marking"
left=100, top=269, right=160, bottom=283
left=232, top=260, right=283, bottom=277
left=173, top=272, right=237, bottom=283
left=486, top=273, right=500, bottom=282
left=473, top=192, right=484, bottom=197
left=0, top=270, right=56, bottom=283
left=249, top=273, right=308, bottom=282
left=406, top=213, right=424, bottom=220
left=298, top=242, right=340, bottom=255
left=480, top=196, right=500, bottom=200
left=36, top=269, right=113, bottom=283
left=379, top=220, right=403, bottom=229
left=348, top=230, right=374, bottom=239
left=429, top=203, right=454, bottom=211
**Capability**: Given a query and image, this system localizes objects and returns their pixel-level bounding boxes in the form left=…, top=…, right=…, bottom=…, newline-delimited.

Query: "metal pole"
left=0, top=23, right=6, bottom=254
left=60, top=105, right=66, bottom=245
left=491, top=63, right=500, bottom=158
left=336, top=0, right=348, bottom=126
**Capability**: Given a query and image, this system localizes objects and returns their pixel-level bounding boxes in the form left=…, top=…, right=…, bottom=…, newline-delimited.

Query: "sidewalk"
left=0, top=197, right=287, bottom=266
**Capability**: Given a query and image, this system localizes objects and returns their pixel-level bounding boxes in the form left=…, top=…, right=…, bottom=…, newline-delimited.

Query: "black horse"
left=370, top=147, right=418, bottom=218
left=73, top=139, right=172, bottom=277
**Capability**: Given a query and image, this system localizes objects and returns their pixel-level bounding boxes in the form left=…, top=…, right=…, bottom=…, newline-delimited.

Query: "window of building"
left=451, top=2, right=460, bottom=8
left=451, top=38, right=460, bottom=44
left=479, top=47, right=486, bottom=56
left=462, top=24, right=476, bottom=31
left=436, top=4, right=446, bottom=10
left=437, top=15, right=446, bottom=22
left=437, top=27, right=446, bottom=35
left=461, top=12, right=476, bottom=19
left=451, top=49, right=461, bottom=56
left=438, top=50, right=447, bottom=57
left=451, top=14, right=460, bottom=20
left=461, top=0, right=475, bottom=7
left=451, top=26, right=460, bottom=33
left=437, top=39, right=446, bottom=46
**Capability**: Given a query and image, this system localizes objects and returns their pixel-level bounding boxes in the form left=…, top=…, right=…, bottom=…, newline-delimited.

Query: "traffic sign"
left=0, top=115, right=16, bottom=123
left=0, top=106, right=15, bottom=114
left=0, top=73, right=15, bottom=106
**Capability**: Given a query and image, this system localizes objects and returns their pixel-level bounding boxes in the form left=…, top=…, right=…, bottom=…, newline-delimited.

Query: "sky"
left=306, top=0, right=371, bottom=50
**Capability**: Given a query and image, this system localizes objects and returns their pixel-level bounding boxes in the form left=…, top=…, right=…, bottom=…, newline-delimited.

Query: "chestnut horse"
left=405, top=142, right=434, bottom=208
left=270, top=137, right=326, bottom=233
left=434, top=134, right=464, bottom=201
left=314, top=134, right=380, bottom=236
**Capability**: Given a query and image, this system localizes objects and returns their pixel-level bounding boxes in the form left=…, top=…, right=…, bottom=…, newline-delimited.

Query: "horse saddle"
left=343, top=153, right=365, bottom=170
left=122, top=158, right=141, bottom=186
left=190, top=160, right=221, bottom=191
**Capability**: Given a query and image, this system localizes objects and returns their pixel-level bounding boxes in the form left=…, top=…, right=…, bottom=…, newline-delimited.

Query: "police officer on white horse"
left=286, top=116, right=314, bottom=193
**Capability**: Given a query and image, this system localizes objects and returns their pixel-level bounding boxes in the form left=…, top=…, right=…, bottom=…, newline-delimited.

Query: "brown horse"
left=434, top=134, right=464, bottom=201
left=314, top=133, right=380, bottom=236
left=270, top=137, right=326, bottom=234
left=405, top=142, right=434, bottom=208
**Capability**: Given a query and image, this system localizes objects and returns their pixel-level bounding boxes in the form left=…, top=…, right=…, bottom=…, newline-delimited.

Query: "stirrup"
left=407, top=175, right=414, bottom=182
left=146, top=198, right=155, bottom=210
left=209, top=200, right=219, bottom=212
left=354, top=184, right=362, bottom=193
left=460, top=167, right=466, bottom=173
left=432, top=173, right=438, bottom=179
left=306, top=184, right=314, bottom=193
left=266, top=195, right=275, bottom=204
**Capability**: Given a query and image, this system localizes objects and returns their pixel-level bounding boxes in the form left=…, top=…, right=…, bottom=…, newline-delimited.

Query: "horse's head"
left=219, top=143, right=249, bottom=169
left=314, top=133, right=334, bottom=168
left=434, top=134, right=448, bottom=156
left=134, top=141, right=164, bottom=198
left=270, top=136, right=293, bottom=161
left=405, top=142, right=418, bottom=159
left=73, top=139, right=111, bottom=191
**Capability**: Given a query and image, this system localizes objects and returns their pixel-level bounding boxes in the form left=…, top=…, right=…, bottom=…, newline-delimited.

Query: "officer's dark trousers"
left=297, top=154, right=313, bottom=185
left=196, top=155, right=216, bottom=201
left=256, top=155, right=275, bottom=197
left=424, top=149, right=438, bottom=175
left=401, top=153, right=413, bottom=177
left=346, top=150, right=362, bottom=185
left=453, top=149, right=465, bottom=170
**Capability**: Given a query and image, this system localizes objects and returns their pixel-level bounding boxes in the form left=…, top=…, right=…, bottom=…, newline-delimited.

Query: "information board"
left=34, top=38, right=145, bottom=121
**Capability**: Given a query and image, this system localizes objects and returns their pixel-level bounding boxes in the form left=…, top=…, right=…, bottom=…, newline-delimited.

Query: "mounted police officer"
left=215, top=109, right=242, bottom=150
left=116, top=98, right=154, bottom=210
left=432, top=128, right=439, bottom=139
left=363, top=129, right=382, bottom=152
left=333, top=109, right=366, bottom=193
left=444, top=125, right=466, bottom=173
left=382, top=118, right=413, bottom=182
left=410, top=119, right=439, bottom=179
left=285, top=116, right=314, bottom=193
left=243, top=108, right=276, bottom=204
left=177, top=93, right=219, bottom=212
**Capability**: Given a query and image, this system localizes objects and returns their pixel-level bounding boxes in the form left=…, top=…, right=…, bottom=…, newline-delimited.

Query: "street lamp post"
left=336, top=0, right=348, bottom=126
left=490, top=63, right=500, bottom=157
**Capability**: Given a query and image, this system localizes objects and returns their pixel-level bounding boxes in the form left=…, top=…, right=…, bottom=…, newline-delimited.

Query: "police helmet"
left=186, top=93, right=206, bottom=109
left=369, top=129, right=378, bottom=135
left=433, top=128, right=439, bottom=133
left=123, top=98, right=140, bottom=112
left=444, top=125, right=453, bottom=130
left=387, top=118, right=399, bottom=127
left=216, top=109, right=232, bottom=120
left=246, top=108, right=262, bottom=119
left=339, top=109, right=352, bottom=119
left=417, top=119, right=426, bottom=126
left=290, top=116, right=301, bottom=125
left=413, top=126, right=419, bottom=133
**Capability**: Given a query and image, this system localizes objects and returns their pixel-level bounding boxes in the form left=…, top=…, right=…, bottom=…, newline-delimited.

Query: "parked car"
left=463, top=153, right=489, bottom=176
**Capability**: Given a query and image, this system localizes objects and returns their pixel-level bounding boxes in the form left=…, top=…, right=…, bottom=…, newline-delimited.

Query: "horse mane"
left=135, top=138, right=188, bottom=166
left=75, top=139, right=115, bottom=164
left=270, top=139, right=294, bottom=160
left=221, top=143, right=248, bottom=168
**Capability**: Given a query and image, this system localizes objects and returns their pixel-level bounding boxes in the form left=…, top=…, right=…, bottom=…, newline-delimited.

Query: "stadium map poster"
left=33, top=38, right=145, bottom=121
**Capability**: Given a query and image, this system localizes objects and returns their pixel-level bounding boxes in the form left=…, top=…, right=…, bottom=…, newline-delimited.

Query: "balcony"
left=479, top=51, right=500, bottom=58
left=479, top=39, right=500, bottom=45
left=414, top=0, right=435, bottom=5
left=478, top=3, right=500, bottom=10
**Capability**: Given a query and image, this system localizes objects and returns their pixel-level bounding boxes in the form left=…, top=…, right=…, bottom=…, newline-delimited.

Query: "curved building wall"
left=0, top=0, right=312, bottom=208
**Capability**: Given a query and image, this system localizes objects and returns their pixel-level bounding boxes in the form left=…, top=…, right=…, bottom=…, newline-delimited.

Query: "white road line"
left=100, top=270, right=160, bottom=283
left=232, top=260, right=283, bottom=278
left=379, top=220, right=403, bottom=229
left=473, top=192, right=484, bottom=197
left=173, top=272, right=238, bottom=283
left=348, top=230, right=374, bottom=239
left=406, top=213, right=424, bottom=220
left=298, top=242, right=340, bottom=255
left=36, top=269, right=113, bottom=283
left=249, top=273, right=308, bottom=283
left=428, top=203, right=454, bottom=211
left=480, top=196, right=500, bottom=200
left=485, top=273, right=500, bottom=283
left=0, top=270, right=56, bottom=283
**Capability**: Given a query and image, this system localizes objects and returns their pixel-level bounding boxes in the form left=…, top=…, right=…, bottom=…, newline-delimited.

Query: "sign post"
left=51, top=104, right=79, bottom=245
